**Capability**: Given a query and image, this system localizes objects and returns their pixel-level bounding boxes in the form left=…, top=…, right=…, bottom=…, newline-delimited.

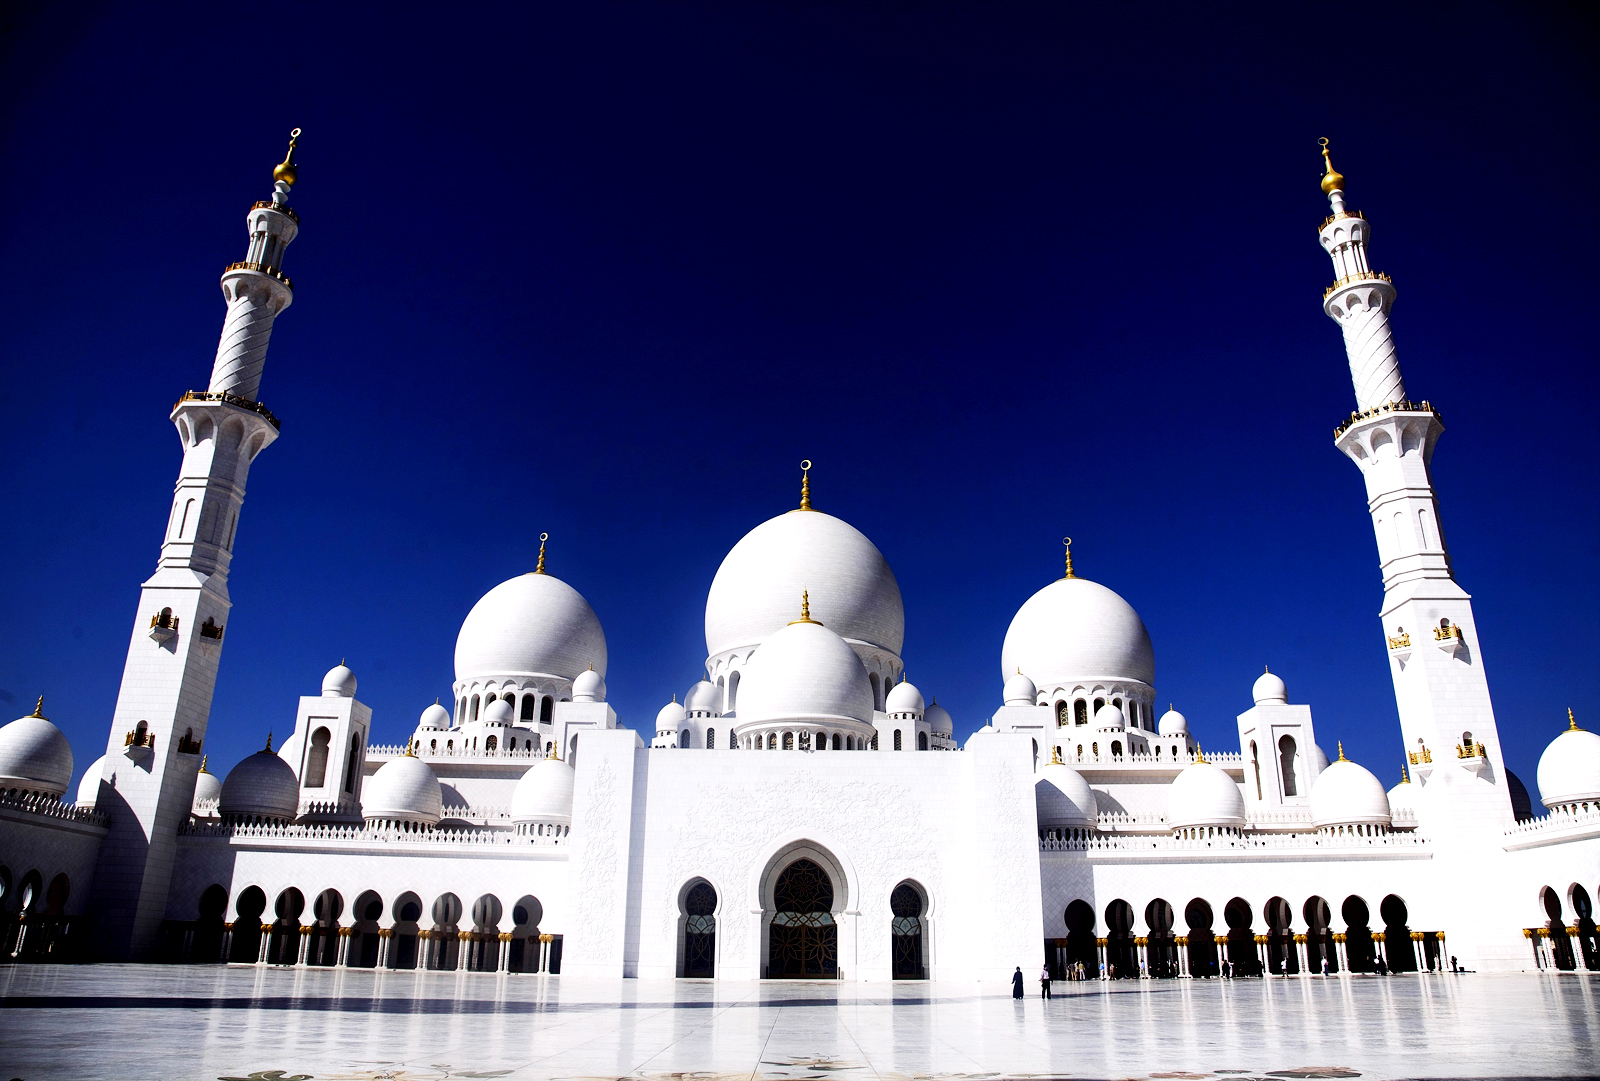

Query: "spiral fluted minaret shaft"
left=1341, top=305, right=1405, bottom=412
left=208, top=288, right=281, bottom=399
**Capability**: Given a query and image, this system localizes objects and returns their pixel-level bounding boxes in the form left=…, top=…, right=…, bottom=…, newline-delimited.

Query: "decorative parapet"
left=1319, top=209, right=1366, bottom=231
left=174, top=390, right=281, bottom=430
left=1333, top=398, right=1438, bottom=439
left=1245, top=808, right=1317, bottom=831
left=250, top=199, right=300, bottom=224
left=368, top=743, right=549, bottom=762
left=1055, top=747, right=1243, bottom=768
left=0, top=790, right=108, bottom=828
left=1095, top=811, right=1169, bottom=832
left=1040, top=828, right=1428, bottom=855
left=177, top=818, right=563, bottom=848
left=1387, top=632, right=1411, bottom=650
left=1322, top=269, right=1392, bottom=300
left=223, top=260, right=293, bottom=289
left=1503, top=802, right=1600, bottom=851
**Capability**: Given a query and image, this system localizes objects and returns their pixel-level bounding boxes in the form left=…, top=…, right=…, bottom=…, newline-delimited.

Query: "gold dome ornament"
left=788, top=589, right=822, bottom=626
left=798, top=460, right=814, bottom=511
left=1062, top=537, right=1076, bottom=579
left=1318, top=137, right=1345, bottom=195
left=273, top=128, right=302, bottom=187
left=535, top=532, right=548, bottom=575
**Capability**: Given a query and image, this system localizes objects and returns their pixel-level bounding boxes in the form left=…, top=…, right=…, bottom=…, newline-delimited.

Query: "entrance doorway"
left=890, top=881, right=926, bottom=979
left=682, top=880, right=716, bottom=977
left=768, top=858, right=837, bottom=978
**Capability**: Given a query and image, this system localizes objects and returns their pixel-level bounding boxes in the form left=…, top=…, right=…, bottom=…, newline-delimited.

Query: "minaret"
left=87, top=130, right=302, bottom=959
left=1318, top=140, right=1518, bottom=965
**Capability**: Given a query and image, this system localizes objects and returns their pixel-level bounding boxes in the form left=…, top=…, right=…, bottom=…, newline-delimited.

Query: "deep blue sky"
left=2, top=3, right=1595, bottom=795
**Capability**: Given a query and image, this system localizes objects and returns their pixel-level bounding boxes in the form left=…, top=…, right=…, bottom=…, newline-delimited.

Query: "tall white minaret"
left=1319, top=140, right=1520, bottom=968
left=87, top=130, right=302, bottom=959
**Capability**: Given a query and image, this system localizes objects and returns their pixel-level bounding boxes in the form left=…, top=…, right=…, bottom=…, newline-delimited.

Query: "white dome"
left=573, top=667, right=607, bottom=703
left=1093, top=703, right=1127, bottom=730
left=1158, top=707, right=1189, bottom=736
left=1003, top=670, right=1037, bottom=707
left=362, top=754, right=442, bottom=824
left=1537, top=722, right=1600, bottom=807
left=322, top=664, right=357, bottom=697
left=1001, top=577, right=1155, bottom=689
left=925, top=702, right=953, bottom=735
left=1035, top=762, right=1098, bottom=827
left=511, top=757, right=576, bottom=824
left=483, top=699, right=514, bottom=726
left=455, top=572, right=608, bottom=683
left=0, top=709, right=74, bottom=797
left=737, top=619, right=874, bottom=726
left=220, top=748, right=300, bottom=820
left=75, top=754, right=106, bottom=809
left=705, top=510, right=903, bottom=661
left=1252, top=669, right=1287, bottom=705
left=685, top=680, right=721, bottom=715
left=418, top=703, right=451, bottom=730
left=1310, top=755, right=1392, bottom=828
left=656, top=699, right=686, bottom=729
left=191, top=761, right=222, bottom=816
left=1167, top=760, right=1246, bottom=830
left=1387, top=773, right=1415, bottom=819
left=886, top=679, right=924, bottom=715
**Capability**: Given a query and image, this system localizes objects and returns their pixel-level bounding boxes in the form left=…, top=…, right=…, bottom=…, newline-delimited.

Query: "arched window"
left=1250, top=741, right=1261, bottom=799
left=918, top=731, right=928, bottom=751
left=539, top=696, right=554, bottom=725
left=1111, top=740, right=1122, bottom=758
left=1462, top=730, right=1473, bottom=747
left=520, top=694, right=536, bottom=721
left=846, top=735, right=853, bottom=750
left=1091, top=741, right=1098, bottom=757
left=1055, top=701, right=1070, bottom=726
left=767, top=732, right=778, bottom=750
left=799, top=731, right=811, bottom=751
left=486, top=735, right=498, bottom=753
left=343, top=734, right=362, bottom=793
left=727, top=671, right=741, bottom=710
left=1278, top=735, right=1299, bottom=797
left=679, top=729, right=690, bottom=749
left=833, top=732, right=842, bottom=750
left=457, top=698, right=466, bottom=723
left=470, top=695, right=481, bottom=721
left=305, top=727, right=331, bottom=787
left=782, top=731, right=794, bottom=750
left=893, top=730, right=903, bottom=750
left=429, top=739, right=438, bottom=752
left=706, top=728, right=716, bottom=750
left=871, top=733, right=879, bottom=750
left=1093, top=697, right=1105, bottom=713
left=1075, top=699, right=1088, bottom=725
left=486, top=692, right=497, bottom=705
left=870, top=672, right=881, bottom=710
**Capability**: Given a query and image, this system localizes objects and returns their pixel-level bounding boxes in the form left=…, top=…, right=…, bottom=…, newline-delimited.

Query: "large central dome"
left=705, top=509, right=903, bottom=660
left=456, top=572, right=608, bottom=682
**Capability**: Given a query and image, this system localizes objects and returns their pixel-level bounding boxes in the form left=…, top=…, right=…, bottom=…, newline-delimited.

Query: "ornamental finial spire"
left=1337, top=741, right=1347, bottom=761
left=273, top=128, right=301, bottom=188
left=1570, top=707, right=1581, bottom=731
left=200, top=755, right=210, bottom=774
left=31, top=696, right=44, bottom=718
left=799, top=460, right=814, bottom=511
left=1400, top=763, right=1409, bottom=784
left=265, top=731, right=274, bottom=752
left=1063, top=537, right=1076, bottom=579
left=1195, top=744, right=1207, bottom=763
left=1318, top=137, right=1345, bottom=195
left=789, top=589, right=821, bottom=625
left=535, top=532, right=548, bottom=575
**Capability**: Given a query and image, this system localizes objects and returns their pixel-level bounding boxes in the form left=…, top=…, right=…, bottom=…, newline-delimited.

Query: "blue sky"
left=1, top=2, right=1595, bottom=795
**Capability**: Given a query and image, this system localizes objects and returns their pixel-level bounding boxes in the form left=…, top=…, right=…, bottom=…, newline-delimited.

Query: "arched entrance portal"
left=890, top=881, right=926, bottom=980
left=681, top=880, right=717, bottom=978
left=1063, top=900, right=1098, bottom=976
left=768, top=858, right=837, bottom=979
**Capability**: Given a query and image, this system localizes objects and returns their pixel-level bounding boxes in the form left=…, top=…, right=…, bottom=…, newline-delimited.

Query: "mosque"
left=1, top=133, right=1597, bottom=982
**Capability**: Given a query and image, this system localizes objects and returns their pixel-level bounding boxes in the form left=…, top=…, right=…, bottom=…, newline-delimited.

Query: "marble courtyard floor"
left=1, top=966, right=1596, bottom=1081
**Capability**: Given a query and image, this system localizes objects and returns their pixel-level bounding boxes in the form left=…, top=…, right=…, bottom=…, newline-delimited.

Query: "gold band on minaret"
left=274, top=128, right=301, bottom=187
left=1318, top=137, right=1345, bottom=195
left=1062, top=537, right=1076, bottom=579
left=535, top=533, right=548, bottom=575
left=799, top=460, right=814, bottom=511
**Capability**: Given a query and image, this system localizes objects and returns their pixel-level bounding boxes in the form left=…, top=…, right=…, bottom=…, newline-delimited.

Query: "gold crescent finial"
left=1570, top=708, right=1581, bottom=731
left=31, top=696, right=44, bottom=718
left=273, top=128, right=301, bottom=187
left=1319, top=137, right=1345, bottom=195
left=535, top=532, right=548, bottom=574
left=799, top=460, right=814, bottom=511
left=1062, top=536, right=1076, bottom=579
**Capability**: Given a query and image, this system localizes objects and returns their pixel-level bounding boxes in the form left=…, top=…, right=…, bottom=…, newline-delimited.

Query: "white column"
left=256, top=925, right=271, bottom=964
left=220, top=922, right=235, bottom=964
left=456, top=931, right=471, bottom=972
left=1335, top=936, right=1349, bottom=973
left=376, top=928, right=392, bottom=969
left=295, top=926, right=313, bottom=966
left=497, top=934, right=511, bottom=973
left=1296, top=937, right=1310, bottom=975
left=336, top=928, right=351, bottom=967
left=1176, top=938, right=1189, bottom=977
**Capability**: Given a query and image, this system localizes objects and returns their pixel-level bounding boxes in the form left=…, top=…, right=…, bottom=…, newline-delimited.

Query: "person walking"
left=1012, top=966, right=1025, bottom=999
left=1039, top=963, right=1052, bottom=999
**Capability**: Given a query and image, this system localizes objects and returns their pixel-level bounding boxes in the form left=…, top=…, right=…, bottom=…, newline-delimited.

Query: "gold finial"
left=799, top=460, right=814, bottom=511
left=403, top=740, right=416, bottom=757
left=273, top=128, right=301, bottom=187
left=1569, top=708, right=1581, bottom=732
left=535, top=533, right=548, bottom=575
left=1337, top=741, right=1347, bottom=761
left=31, top=696, right=44, bottom=718
left=1062, top=537, right=1076, bottom=579
left=1050, top=745, right=1063, bottom=765
left=265, top=731, right=274, bottom=752
left=1264, top=664, right=1270, bottom=674
left=199, top=755, right=210, bottom=773
left=1400, top=763, right=1409, bottom=784
left=1195, top=744, right=1207, bottom=763
left=1318, top=137, right=1345, bottom=195
left=789, top=589, right=821, bottom=625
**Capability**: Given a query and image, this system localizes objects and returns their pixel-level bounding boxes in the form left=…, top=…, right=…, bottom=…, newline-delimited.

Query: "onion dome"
left=573, top=666, right=607, bottom=703
left=220, top=738, right=300, bottom=820
left=1002, top=670, right=1037, bottom=707
left=1158, top=707, right=1189, bottom=736
left=191, top=757, right=222, bottom=816
left=482, top=699, right=514, bottom=726
left=1093, top=703, right=1127, bottom=731
left=75, top=754, right=106, bottom=809
left=886, top=678, right=925, bottom=715
left=361, top=753, right=442, bottom=825
left=455, top=571, right=608, bottom=683
left=925, top=702, right=954, bottom=736
left=737, top=615, right=875, bottom=726
left=321, top=663, right=357, bottom=698
left=511, top=756, right=576, bottom=825
left=1035, top=760, right=1098, bottom=827
left=656, top=698, right=687, bottom=730
left=1537, top=711, right=1600, bottom=808
left=1252, top=667, right=1288, bottom=706
left=0, top=699, right=74, bottom=798
left=1167, top=758, right=1247, bottom=830
left=705, top=506, right=904, bottom=662
left=1001, top=577, right=1154, bottom=689
left=1319, top=139, right=1346, bottom=195
left=417, top=703, right=451, bottom=730
left=1309, top=746, right=1391, bottom=828
left=1387, top=766, right=1415, bottom=821
left=685, top=679, right=721, bottom=715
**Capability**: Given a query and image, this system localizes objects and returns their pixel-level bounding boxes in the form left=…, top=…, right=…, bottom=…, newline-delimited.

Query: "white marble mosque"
left=1, top=134, right=1598, bottom=986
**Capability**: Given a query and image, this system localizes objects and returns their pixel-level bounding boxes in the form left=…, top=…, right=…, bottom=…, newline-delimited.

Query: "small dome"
left=362, top=755, right=442, bottom=825
left=1002, top=671, right=1037, bottom=707
left=656, top=699, right=686, bottom=729
left=573, top=667, right=607, bottom=703
left=322, top=664, right=357, bottom=697
left=886, top=679, right=925, bottom=715
left=75, top=754, right=106, bottom=809
left=220, top=748, right=300, bottom=820
left=1537, top=720, right=1600, bottom=807
left=1167, top=760, right=1246, bottom=830
left=1035, top=762, right=1098, bottom=827
left=736, top=619, right=874, bottom=726
left=1158, top=707, right=1189, bottom=736
left=418, top=703, right=451, bottom=730
left=0, top=708, right=74, bottom=798
left=1001, top=577, right=1155, bottom=688
left=925, top=702, right=954, bottom=735
left=455, top=572, right=608, bottom=684
left=1387, top=771, right=1415, bottom=820
left=483, top=699, right=514, bottom=726
left=1310, top=755, right=1391, bottom=828
left=192, top=761, right=222, bottom=816
left=684, top=680, right=721, bottom=715
left=1252, top=669, right=1287, bottom=706
left=511, top=756, right=576, bottom=824
left=1093, top=703, right=1127, bottom=731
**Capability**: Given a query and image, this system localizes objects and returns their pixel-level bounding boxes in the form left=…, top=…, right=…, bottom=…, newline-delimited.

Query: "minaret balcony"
left=172, top=390, right=281, bottom=431
left=1322, top=269, right=1391, bottom=300
left=198, top=617, right=225, bottom=644
left=1434, top=622, right=1465, bottom=656
left=149, top=609, right=179, bottom=642
left=1457, top=741, right=1490, bottom=774
left=223, top=260, right=293, bottom=290
left=1386, top=630, right=1412, bottom=665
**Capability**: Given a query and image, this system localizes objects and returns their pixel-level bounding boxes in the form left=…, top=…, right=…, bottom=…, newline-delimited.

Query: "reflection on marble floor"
left=1, top=965, right=1597, bottom=1081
